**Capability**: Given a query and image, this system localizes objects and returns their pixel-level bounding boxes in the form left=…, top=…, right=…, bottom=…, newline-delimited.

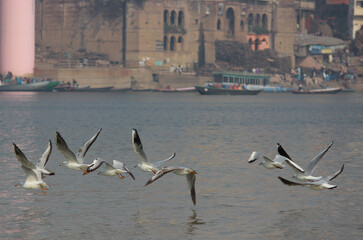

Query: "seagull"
left=248, top=152, right=294, bottom=169
left=144, top=166, right=197, bottom=205
left=83, top=158, right=135, bottom=180
left=15, top=165, right=50, bottom=194
left=280, top=141, right=334, bottom=182
left=56, top=129, right=102, bottom=173
left=13, top=141, right=54, bottom=177
left=278, top=164, right=344, bottom=190
left=132, top=128, right=176, bottom=173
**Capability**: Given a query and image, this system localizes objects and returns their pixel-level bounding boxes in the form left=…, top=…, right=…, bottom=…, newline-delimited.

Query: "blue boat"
left=211, top=71, right=291, bottom=93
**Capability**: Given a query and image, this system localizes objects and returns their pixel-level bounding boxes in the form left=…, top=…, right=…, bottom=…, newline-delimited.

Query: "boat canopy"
left=212, top=71, right=270, bottom=86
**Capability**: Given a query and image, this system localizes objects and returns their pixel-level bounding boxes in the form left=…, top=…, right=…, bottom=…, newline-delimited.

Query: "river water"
left=0, top=91, right=362, bottom=240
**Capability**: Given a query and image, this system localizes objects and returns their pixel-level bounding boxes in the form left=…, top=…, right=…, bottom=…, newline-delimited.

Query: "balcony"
left=164, top=24, right=186, bottom=34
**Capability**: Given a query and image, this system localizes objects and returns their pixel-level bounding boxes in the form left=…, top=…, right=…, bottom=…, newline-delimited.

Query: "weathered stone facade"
left=35, top=0, right=300, bottom=71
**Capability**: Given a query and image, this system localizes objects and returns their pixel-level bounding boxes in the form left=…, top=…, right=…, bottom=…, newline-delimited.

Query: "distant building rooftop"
left=295, top=34, right=346, bottom=47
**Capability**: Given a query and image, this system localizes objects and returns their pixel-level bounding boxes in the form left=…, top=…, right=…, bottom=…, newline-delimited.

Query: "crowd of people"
left=0, top=71, right=48, bottom=86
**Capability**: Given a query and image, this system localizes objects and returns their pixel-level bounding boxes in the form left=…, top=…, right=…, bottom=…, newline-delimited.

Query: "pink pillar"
left=0, top=0, right=35, bottom=76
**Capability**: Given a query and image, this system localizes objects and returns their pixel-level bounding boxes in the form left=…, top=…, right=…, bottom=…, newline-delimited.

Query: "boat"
left=245, top=85, right=292, bottom=92
left=195, top=85, right=261, bottom=95
left=157, top=87, right=196, bottom=92
left=291, top=87, right=342, bottom=94
left=0, top=80, right=60, bottom=92
left=53, top=85, right=114, bottom=92
left=210, top=71, right=289, bottom=93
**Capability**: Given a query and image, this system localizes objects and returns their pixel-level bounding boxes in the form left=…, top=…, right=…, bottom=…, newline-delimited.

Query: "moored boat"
left=53, top=85, right=114, bottom=92
left=291, top=87, right=342, bottom=94
left=194, top=85, right=261, bottom=95
left=0, top=80, right=60, bottom=92
left=245, top=85, right=292, bottom=92
left=157, top=87, right=196, bottom=92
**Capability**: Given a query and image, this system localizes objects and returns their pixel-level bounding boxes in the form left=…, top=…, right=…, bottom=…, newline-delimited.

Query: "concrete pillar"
left=0, top=0, right=35, bottom=76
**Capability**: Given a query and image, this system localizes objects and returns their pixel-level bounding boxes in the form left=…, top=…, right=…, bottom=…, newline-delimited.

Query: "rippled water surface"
left=0, top=91, right=362, bottom=240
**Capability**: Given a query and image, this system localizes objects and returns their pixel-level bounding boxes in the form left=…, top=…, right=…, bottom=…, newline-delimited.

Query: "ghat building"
left=34, top=0, right=314, bottom=87
left=35, top=0, right=316, bottom=67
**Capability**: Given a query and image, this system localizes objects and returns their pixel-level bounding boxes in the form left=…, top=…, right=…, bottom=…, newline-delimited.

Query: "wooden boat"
left=157, top=87, right=196, bottom=92
left=0, top=80, right=60, bottom=92
left=54, top=85, right=114, bottom=92
left=195, top=85, right=261, bottom=95
left=291, top=87, right=342, bottom=94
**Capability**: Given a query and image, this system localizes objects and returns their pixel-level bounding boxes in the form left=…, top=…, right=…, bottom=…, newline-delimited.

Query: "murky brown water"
left=0, top=91, right=362, bottom=239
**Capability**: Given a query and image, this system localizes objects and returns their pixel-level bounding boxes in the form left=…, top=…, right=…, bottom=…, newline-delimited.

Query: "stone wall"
left=34, top=66, right=153, bottom=89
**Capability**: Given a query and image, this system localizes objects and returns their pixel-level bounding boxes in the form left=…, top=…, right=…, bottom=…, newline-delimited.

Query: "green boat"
left=0, top=80, right=60, bottom=91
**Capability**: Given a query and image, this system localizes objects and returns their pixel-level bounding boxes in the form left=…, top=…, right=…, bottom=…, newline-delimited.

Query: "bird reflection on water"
left=186, top=210, right=206, bottom=234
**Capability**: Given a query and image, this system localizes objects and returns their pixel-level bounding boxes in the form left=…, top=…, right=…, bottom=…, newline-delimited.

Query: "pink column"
left=0, top=0, right=35, bottom=76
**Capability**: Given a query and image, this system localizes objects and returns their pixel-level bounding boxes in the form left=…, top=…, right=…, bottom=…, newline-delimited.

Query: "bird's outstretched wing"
left=153, top=153, right=176, bottom=168
left=144, top=166, right=179, bottom=186
left=77, top=128, right=102, bottom=162
left=284, top=158, right=305, bottom=174
left=37, top=140, right=54, bottom=175
left=325, top=164, right=344, bottom=182
left=13, top=143, right=36, bottom=170
left=305, top=141, right=333, bottom=175
left=276, top=143, right=293, bottom=161
left=56, top=132, right=78, bottom=164
left=187, top=173, right=196, bottom=205
left=83, top=159, right=104, bottom=175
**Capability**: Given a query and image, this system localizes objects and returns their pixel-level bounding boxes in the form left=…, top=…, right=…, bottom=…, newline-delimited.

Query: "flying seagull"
left=13, top=141, right=54, bottom=177
left=248, top=152, right=294, bottom=169
left=280, top=141, right=334, bottom=182
left=278, top=164, right=344, bottom=190
left=83, top=158, right=135, bottom=180
left=145, top=166, right=197, bottom=205
left=132, top=128, right=175, bottom=173
left=56, top=129, right=102, bottom=173
left=15, top=165, right=50, bottom=194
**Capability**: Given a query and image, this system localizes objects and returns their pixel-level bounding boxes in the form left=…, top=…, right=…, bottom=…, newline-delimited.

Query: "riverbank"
left=33, top=65, right=363, bottom=92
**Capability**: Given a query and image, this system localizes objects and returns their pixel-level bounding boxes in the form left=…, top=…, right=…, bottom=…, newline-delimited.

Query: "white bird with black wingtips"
left=56, top=129, right=102, bottom=173
left=278, top=141, right=334, bottom=182
left=132, top=128, right=175, bottom=174
left=278, top=164, right=344, bottom=190
left=145, top=166, right=197, bottom=205
left=83, top=158, right=135, bottom=180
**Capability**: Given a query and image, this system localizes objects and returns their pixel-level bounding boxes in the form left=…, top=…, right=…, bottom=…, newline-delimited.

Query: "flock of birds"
left=13, top=129, right=197, bottom=205
left=249, top=141, right=344, bottom=190
left=13, top=128, right=344, bottom=206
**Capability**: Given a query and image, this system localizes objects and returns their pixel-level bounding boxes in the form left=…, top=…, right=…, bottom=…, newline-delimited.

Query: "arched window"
left=248, top=13, right=253, bottom=31
left=217, top=19, right=221, bottom=30
left=171, top=10, right=176, bottom=25
left=178, top=36, right=183, bottom=51
left=256, top=14, right=260, bottom=27
left=262, top=14, right=268, bottom=29
left=164, top=10, right=169, bottom=25
left=178, top=11, right=184, bottom=27
left=164, top=36, right=168, bottom=51
left=240, top=20, right=244, bottom=31
left=170, top=36, right=176, bottom=51
left=226, top=8, right=235, bottom=35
